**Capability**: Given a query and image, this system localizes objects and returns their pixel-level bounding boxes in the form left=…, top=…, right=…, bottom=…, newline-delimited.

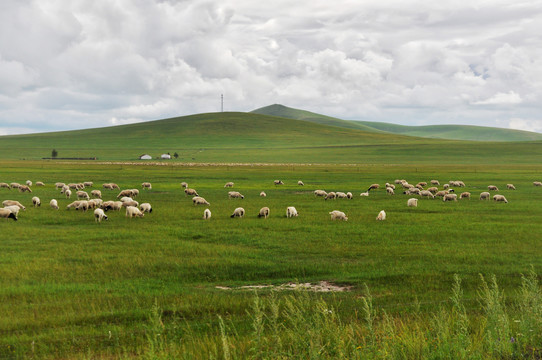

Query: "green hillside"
left=253, top=104, right=542, bottom=142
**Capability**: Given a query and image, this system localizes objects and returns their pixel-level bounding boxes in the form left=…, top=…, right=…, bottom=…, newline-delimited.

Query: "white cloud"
left=507, top=118, right=542, bottom=133
left=473, top=91, right=523, bottom=105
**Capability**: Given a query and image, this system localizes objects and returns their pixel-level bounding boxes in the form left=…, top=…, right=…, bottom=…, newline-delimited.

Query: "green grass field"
left=1, top=160, right=542, bottom=358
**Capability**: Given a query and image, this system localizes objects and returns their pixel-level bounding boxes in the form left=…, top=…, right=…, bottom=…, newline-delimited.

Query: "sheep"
left=141, top=182, right=152, bottom=190
left=0, top=208, right=17, bottom=221
left=394, top=179, right=404, bottom=184
left=55, top=182, right=66, bottom=189
left=121, top=200, right=139, bottom=208
left=443, top=193, right=458, bottom=202
left=224, top=182, right=234, bottom=188
left=83, top=181, right=93, bottom=187
left=88, top=199, right=103, bottom=208
left=102, top=201, right=123, bottom=211
left=32, top=196, right=41, bottom=207
left=137, top=203, right=151, bottom=213
left=228, top=191, right=244, bottom=199
left=314, top=190, right=327, bottom=197
left=66, top=200, right=88, bottom=212
left=479, top=192, right=491, bottom=200
left=180, top=182, right=188, bottom=188
left=2, top=200, right=25, bottom=210
left=488, top=185, right=499, bottom=191
left=86, top=200, right=98, bottom=209
left=346, top=192, right=353, bottom=199
left=26, top=180, right=32, bottom=186
left=435, top=190, right=449, bottom=198
left=258, top=207, right=270, bottom=219
left=65, top=189, right=72, bottom=199
left=91, top=190, right=102, bottom=199
left=407, top=198, right=418, bottom=207
left=102, top=183, right=114, bottom=190
left=427, top=187, right=439, bottom=194
left=231, top=207, right=245, bottom=218
left=493, top=194, right=508, bottom=203
left=76, top=191, right=90, bottom=200
left=35, top=181, right=45, bottom=186
left=3, top=205, right=21, bottom=218
left=60, top=185, right=69, bottom=194
left=329, top=210, right=348, bottom=221
left=360, top=191, right=369, bottom=197
left=68, top=183, right=81, bottom=190
left=260, top=191, right=267, bottom=197
left=386, top=187, right=395, bottom=195
left=286, top=206, right=298, bottom=218
left=117, top=189, right=135, bottom=199
left=460, top=192, right=471, bottom=200
left=386, top=183, right=396, bottom=190
left=376, top=210, right=386, bottom=221
left=420, top=190, right=435, bottom=199
left=18, top=185, right=32, bottom=193
left=415, top=184, right=424, bottom=190
left=430, top=180, right=440, bottom=185
left=443, top=184, right=450, bottom=190
left=336, top=192, right=348, bottom=199
left=0, top=182, right=10, bottom=189
left=203, top=208, right=211, bottom=220
left=94, top=208, right=108, bottom=223
left=506, top=184, right=516, bottom=190
left=298, top=180, right=304, bottom=186
left=325, top=192, right=336, bottom=200
left=126, top=206, right=144, bottom=218
left=119, top=196, right=133, bottom=203
left=192, top=196, right=210, bottom=205
left=534, top=181, right=542, bottom=187
left=130, top=189, right=140, bottom=197
left=404, top=188, right=421, bottom=195
left=50, top=199, right=59, bottom=210
left=416, top=182, right=427, bottom=188
left=10, top=182, right=21, bottom=189
left=185, top=188, right=198, bottom=196
left=274, top=180, right=284, bottom=185
left=367, top=184, right=380, bottom=191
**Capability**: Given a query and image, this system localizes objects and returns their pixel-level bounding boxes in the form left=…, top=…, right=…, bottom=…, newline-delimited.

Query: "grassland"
left=1, top=160, right=542, bottom=358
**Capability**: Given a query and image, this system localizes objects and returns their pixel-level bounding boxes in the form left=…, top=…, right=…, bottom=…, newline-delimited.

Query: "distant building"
left=160, top=153, right=171, bottom=159
left=139, top=154, right=152, bottom=160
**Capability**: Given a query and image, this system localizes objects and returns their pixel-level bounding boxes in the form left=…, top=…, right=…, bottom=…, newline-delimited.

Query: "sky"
left=1, top=0, right=542, bottom=135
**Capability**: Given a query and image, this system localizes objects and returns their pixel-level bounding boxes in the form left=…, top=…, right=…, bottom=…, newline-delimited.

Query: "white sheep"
left=533, top=181, right=542, bottom=187
left=506, top=184, right=516, bottom=190
left=336, top=192, right=347, bottom=199
left=121, top=200, right=139, bottom=208
left=460, top=192, right=471, bottom=200
left=203, top=208, right=211, bottom=220
left=50, top=199, right=59, bottom=210
left=35, top=181, right=45, bottom=186
left=60, top=185, right=69, bottom=194
left=258, top=207, right=270, bottom=219
left=10, top=182, right=21, bottom=189
left=443, top=184, right=450, bottom=190
left=181, top=182, right=188, bottom=188
left=488, top=185, right=499, bottom=191
left=3, top=205, right=21, bottom=218
left=2, top=200, right=26, bottom=210
left=230, top=207, right=245, bottom=218
left=228, top=191, right=244, bottom=199
left=360, top=191, right=369, bottom=197
left=192, top=196, right=210, bottom=206
left=102, top=201, right=123, bottom=211
left=0, top=208, right=17, bottom=221
left=142, top=182, right=152, bottom=190
left=260, top=191, right=267, bottom=197
left=0, top=182, right=10, bottom=189
left=140, top=203, right=152, bottom=213
left=89, top=199, right=103, bottom=208
left=117, top=189, right=135, bottom=198
left=274, top=180, right=284, bottom=185
left=224, top=182, right=234, bottom=188
left=32, top=196, right=41, bottom=207
left=67, top=200, right=89, bottom=212
left=386, top=187, right=395, bottom=195
left=26, top=180, right=32, bottom=186
left=314, top=190, right=327, bottom=197
left=185, top=188, right=198, bottom=196
left=18, top=185, right=32, bottom=193
left=376, top=210, right=386, bottom=221
left=119, top=196, right=133, bottom=203
left=329, top=210, right=348, bottom=221
left=407, top=198, right=418, bottom=207
left=427, top=187, right=439, bottom=194
left=94, top=208, right=108, bottom=223
left=417, top=182, right=427, bottom=188
left=420, top=190, right=434, bottom=199
left=77, top=191, right=90, bottom=200
left=435, top=190, right=449, bottom=198
left=346, top=192, right=353, bottom=199
left=83, top=181, right=93, bottom=187
left=443, top=193, right=458, bottom=202
left=91, top=190, right=102, bottom=199
left=493, top=194, right=508, bottom=203
left=298, top=180, right=304, bottom=186
left=55, top=182, right=66, bottom=189
left=325, top=192, right=336, bottom=200
left=65, top=189, right=72, bottom=199
left=430, top=180, right=440, bottom=185
left=479, top=192, right=491, bottom=200
left=126, top=206, right=144, bottom=218
left=286, top=206, right=298, bottom=218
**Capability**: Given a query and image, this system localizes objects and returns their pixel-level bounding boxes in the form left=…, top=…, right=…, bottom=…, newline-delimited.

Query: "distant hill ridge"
left=251, top=104, right=542, bottom=142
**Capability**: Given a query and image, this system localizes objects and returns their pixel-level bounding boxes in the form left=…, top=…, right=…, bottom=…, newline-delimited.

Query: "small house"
left=139, top=154, right=152, bottom=160
left=160, top=153, right=171, bottom=159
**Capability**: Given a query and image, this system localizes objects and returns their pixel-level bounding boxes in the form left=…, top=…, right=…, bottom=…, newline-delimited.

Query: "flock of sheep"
left=0, top=177, right=539, bottom=223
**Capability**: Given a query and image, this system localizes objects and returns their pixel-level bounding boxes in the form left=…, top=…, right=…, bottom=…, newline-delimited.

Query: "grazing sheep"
left=230, top=207, right=245, bottom=218
left=55, top=182, right=66, bottom=189
left=35, top=181, right=44, bottom=186
left=141, top=182, right=152, bottom=190
left=431, top=180, right=440, bottom=185
left=126, top=206, right=144, bottom=218
left=488, top=185, right=499, bottom=191
left=66, top=200, right=88, bottom=212
left=102, top=201, right=123, bottom=211
left=360, top=191, right=369, bottom=197
left=88, top=199, right=103, bottom=209
left=203, top=208, right=211, bottom=220
left=346, top=192, right=353, bottom=199
left=185, top=188, right=198, bottom=196
left=376, top=210, right=386, bottom=221
left=336, top=192, right=347, bottom=199
left=407, top=198, right=418, bottom=207
left=50, top=199, right=59, bottom=210
left=329, top=210, right=348, bottom=221
left=76, top=191, right=90, bottom=200
left=420, top=190, right=435, bottom=199
left=416, top=182, right=427, bottom=188
left=367, top=184, right=380, bottom=191
left=443, top=193, right=458, bottom=202
left=386, top=183, right=396, bottom=190
left=68, top=183, right=80, bottom=190
left=325, top=192, right=336, bottom=200
left=192, top=196, right=210, bottom=206
left=404, top=188, right=421, bottom=195
left=121, top=200, right=139, bottom=208
left=386, top=187, right=395, bottom=195
left=506, top=184, right=516, bottom=190
left=91, top=190, right=102, bottom=199
left=224, top=182, right=234, bottom=188
left=26, top=180, right=32, bottom=186
left=228, top=191, right=244, bottom=199
left=180, top=182, right=188, bottom=188
left=460, top=192, right=471, bottom=200
left=94, top=208, right=108, bottom=223
left=83, top=181, right=93, bottom=187
left=140, top=203, right=152, bottom=213
left=493, top=194, right=508, bottom=203
left=0, top=182, right=10, bottom=189
left=415, top=184, right=424, bottom=190
left=274, top=180, right=284, bottom=185
left=3, top=205, right=21, bottom=218
left=0, top=208, right=17, bottom=221
left=298, top=180, right=304, bottom=186
left=130, top=189, right=140, bottom=197
left=119, top=197, right=133, bottom=203
left=117, top=189, right=135, bottom=198
left=479, top=192, right=491, bottom=200
left=60, top=185, right=69, bottom=194
left=533, top=181, right=542, bottom=187
left=260, top=191, right=267, bottom=197
left=314, top=190, right=327, bottom=197
left=102, top=183, right=114, bottom=190
left=65, top=189, right=72, bottom=199
left=10, top=182, right=21, bottom=189
left=18, top=185, right=32, bottom=193
left=2, top=200, right=26, bottom=210
left=394, top=179, right=404, bottom=184
left=435, top=190, right=449, bottom=198
left=402, top=182, right=413, bottom=189
left=258, top=207, right=270, bottom=219
left=443, top=184, right=450, bottom=190
left=427, top=187, right=439, bottom=194
left=32, top=196, right=41, bottom=207
left=286, top=206, right=298, bottom=218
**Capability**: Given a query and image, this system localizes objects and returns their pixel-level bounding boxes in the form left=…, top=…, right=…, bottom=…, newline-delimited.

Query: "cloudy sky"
left=1, top=0, right=542, bottom=135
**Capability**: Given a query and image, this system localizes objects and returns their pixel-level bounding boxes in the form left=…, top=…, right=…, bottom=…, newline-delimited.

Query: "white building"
left=139, top=154, right=152, bottom=160
left=160, top=153, right=171, bottom=159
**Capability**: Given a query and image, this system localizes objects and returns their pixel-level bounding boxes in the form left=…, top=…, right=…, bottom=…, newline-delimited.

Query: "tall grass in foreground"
left=139, top=270, right=542, bottom=360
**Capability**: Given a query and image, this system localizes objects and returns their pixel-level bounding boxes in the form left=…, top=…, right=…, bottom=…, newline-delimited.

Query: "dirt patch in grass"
left=216, top=281, right=352, bottom=292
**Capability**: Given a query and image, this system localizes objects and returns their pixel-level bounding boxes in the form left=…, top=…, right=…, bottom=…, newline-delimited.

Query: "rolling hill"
left=252, top=104, right=542, bottom=142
